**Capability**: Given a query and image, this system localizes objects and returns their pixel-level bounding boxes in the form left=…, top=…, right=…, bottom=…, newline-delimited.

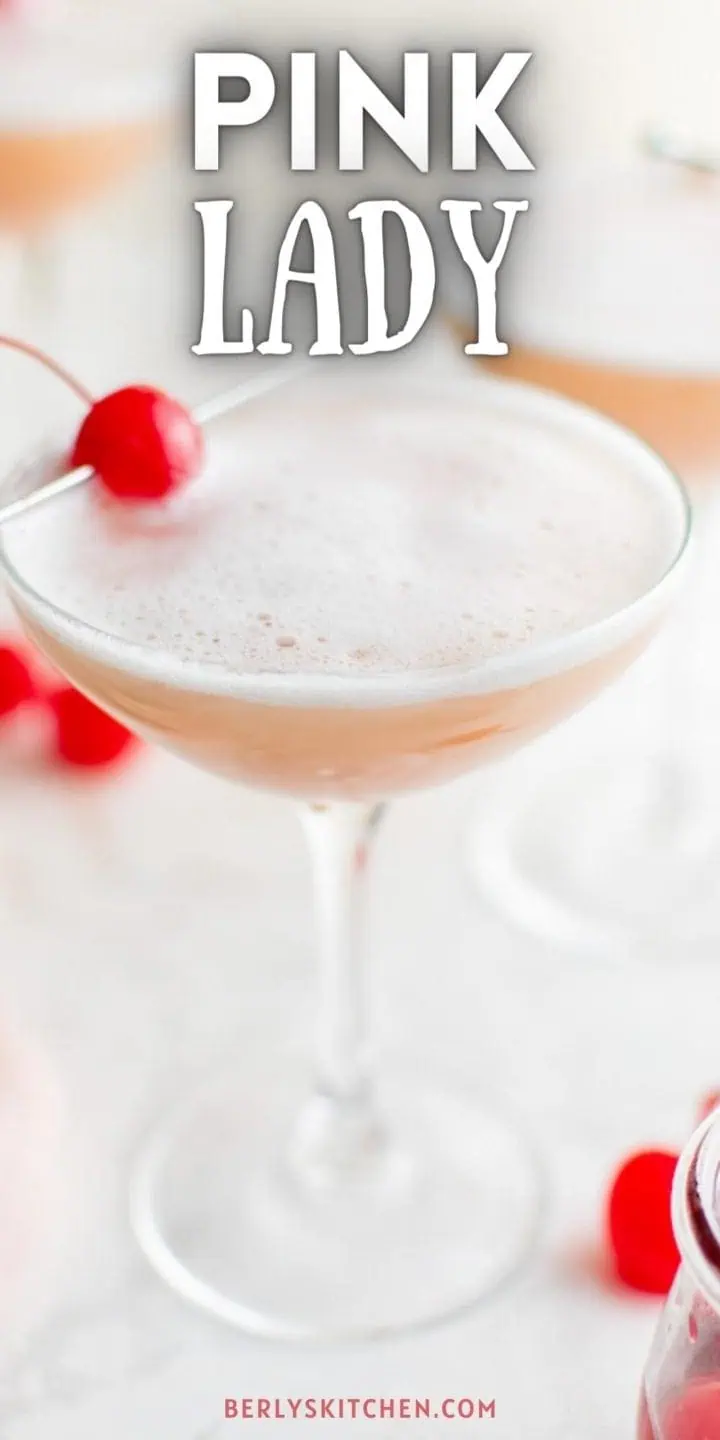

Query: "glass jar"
left=639, top=1112, right=720, bottom=1437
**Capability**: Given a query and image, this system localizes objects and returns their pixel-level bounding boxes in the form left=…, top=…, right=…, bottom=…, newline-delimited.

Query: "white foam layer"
left=3, top=368, right=687, bottom=702
left=0, top=0, right=177, bottom=128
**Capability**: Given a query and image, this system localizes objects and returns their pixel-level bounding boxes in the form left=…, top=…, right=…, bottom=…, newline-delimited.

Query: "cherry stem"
left=0, top=335, right=93, bottom=407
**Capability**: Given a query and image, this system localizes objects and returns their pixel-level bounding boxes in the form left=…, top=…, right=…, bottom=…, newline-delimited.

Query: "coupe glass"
left=0, top=371, right=690, bottom=1340
left=0, top=1, right=174, bottom=335
left=639, top=1110, right=720, bottom=1438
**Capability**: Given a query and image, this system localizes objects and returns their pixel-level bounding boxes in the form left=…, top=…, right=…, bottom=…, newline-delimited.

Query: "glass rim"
left=446, top=308, right=720, bottom=382
left=673, top=1113, right=720, bottom=1309
left=0, top=371, right=693, bottom=710
left=443, top=154, right=720, bottom=380
left=489, top=336, right=720, bottom=384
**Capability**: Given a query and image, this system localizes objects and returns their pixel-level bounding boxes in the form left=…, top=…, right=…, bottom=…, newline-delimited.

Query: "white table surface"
left=1, top=164, right=720, bottom=1440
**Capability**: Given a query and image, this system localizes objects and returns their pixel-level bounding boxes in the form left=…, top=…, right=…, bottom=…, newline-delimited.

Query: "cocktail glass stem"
left=291, top=801, right=391, bottom=1190
left=126, top=783, right=539, bottom=1337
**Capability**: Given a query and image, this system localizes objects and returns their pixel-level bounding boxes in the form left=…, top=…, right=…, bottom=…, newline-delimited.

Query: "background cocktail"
left=475, top=163, right=720, bottom=486
left=0, top=0, right=175, bottom=333
left=0, top=365, right=690, bottom=1338
left=449, top=160, right=720, bottom=962
left=485, top=350, right=720, bottom=489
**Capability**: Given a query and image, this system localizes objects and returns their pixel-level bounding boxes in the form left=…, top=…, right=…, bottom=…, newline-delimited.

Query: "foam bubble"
left=3, top=369, right=684, bottom=689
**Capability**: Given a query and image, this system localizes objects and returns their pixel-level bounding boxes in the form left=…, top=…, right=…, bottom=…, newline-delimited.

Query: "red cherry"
left=660, top=1380, right=720, bottom=1440
left=606, top=1149, right=680, bottom=1295
left=49, top=687, right=138, bottom=770
left=71, top=386, right=204, bottom=502
left=0, top=642, right=36, bottom=718
left=0, top=338, right=202, bottom=505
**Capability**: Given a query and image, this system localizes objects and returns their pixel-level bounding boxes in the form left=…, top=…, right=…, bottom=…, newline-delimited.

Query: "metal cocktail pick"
left=644, top=130, right=720, bottom=176
left=0, top=364, right=307, bottom=527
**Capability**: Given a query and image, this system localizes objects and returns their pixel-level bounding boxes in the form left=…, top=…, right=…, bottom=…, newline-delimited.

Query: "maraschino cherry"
left=606, top=1149, right=680, bottom=1295
left=0, top=336, right=204, bottom=502
left=71, top=386, right=204, bottom=502
left=0, top=641, right=35, bottom=718
left=49, top=686, right=138, bottom=770
left=0, top=337, right=184, bottom=769
left=0, top=637, right=136, bottom=770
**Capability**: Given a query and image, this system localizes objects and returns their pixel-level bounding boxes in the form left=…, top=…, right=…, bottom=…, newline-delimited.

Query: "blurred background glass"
left=453, top=158, right=720, bottom=966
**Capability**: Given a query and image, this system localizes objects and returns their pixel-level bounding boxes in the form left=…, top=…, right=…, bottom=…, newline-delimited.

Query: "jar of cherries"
left=639, top=1110, right=720, bottom=1437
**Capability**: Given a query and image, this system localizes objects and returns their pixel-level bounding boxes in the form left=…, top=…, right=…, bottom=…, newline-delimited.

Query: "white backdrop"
left=1, top=5, right=720, bottom=1439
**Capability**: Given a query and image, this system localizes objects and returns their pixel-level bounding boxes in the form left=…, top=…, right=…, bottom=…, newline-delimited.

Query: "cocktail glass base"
left=130, top=1050, right=542, bottom=1341
left=466, top=745, right=720, bottom=966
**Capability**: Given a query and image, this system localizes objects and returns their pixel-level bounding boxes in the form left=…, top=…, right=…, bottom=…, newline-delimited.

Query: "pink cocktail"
left=0, top=364, right=690, bottom=1340
left=0, top=0, right=176, bottom=333
left=455, top=160, right=720, bottom=965
left=0, top=3, right=172, bottom=228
